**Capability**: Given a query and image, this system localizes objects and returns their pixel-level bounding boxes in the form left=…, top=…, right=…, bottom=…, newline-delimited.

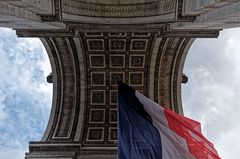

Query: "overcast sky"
left=182, top=28, right=240, bottom=159
left=0, top=27, right=52, bottom=158
left=0, top=27, right=240, bottom=158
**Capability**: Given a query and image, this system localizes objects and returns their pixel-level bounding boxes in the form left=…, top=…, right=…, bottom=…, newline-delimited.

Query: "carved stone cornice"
left=62, top=0, right=176, bottom=18
left=153, top=37, right=192, bottom=113
left=160, top=29, right=220, bottom=38
left=69, top=23, right=168, bottom=32
left=176, top=0, right=196, bottom=22
left=16, top=29, right=74, bottom=37
left=40, top=0, right=63, bottom=21
left=1, top=0, right=239, bottom=158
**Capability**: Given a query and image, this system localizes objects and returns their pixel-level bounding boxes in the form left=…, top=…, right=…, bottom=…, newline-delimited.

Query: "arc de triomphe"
left=0, top=0, right=239, bottom=158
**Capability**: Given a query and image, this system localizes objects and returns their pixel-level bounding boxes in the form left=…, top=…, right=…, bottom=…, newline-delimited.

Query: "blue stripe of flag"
left=118, top=82, right=162, bottom=159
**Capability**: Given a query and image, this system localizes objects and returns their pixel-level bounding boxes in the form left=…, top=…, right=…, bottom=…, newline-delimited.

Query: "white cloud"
left=0, top=90, right=7, bottom=123
left=182, top=28, right=240, bottom=159
left=0, top=148, right=24, bottom=159
left=1, top=27, right=239, bottom=159
left=0, top=27, right=52, bottom=159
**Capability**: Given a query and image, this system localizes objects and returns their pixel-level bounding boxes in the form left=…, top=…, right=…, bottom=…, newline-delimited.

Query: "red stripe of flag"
left=163, top=107, right=220, bottom=159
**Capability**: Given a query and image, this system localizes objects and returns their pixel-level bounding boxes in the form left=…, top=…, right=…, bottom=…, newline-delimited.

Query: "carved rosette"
left=81, top=32, right=154, bottom=148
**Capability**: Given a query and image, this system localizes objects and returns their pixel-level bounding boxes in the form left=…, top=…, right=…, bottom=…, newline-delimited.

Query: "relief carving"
left=63, top=0, right=175, bottom=17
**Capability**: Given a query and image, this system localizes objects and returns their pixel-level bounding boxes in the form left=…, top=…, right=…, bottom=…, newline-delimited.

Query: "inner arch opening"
left=182, top=28, right=240, bottom=159
left=0, top=27, right=52, bottom=158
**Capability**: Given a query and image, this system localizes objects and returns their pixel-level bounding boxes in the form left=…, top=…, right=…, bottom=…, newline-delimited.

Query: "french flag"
left=118, top=82, right=220, bottom=159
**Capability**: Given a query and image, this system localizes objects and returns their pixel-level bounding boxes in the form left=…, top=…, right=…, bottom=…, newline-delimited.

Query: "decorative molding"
left=41, top=0, right=63, bottom=21
left=85, top=32, right=104, bottom=37
left=129, top=55, right=145, bottom=68
left=109, top=109, right=117, bottom=124
left=108, top=128, right=117, bottom=142
left=109, top=39, right=126, bottom=52
left=110, top=72, right=125, bottom=86
left=87, top=39, right=105, bottom=51
left=153, top=37, right=193, bottom=112
left=63, top=0, right=176, bottom=17
left=90, top=90, right=106, bottom=105
left=16, top=29, right=74, bottom=37
left=131, top=32, right=151, bottom=37
left=89, top=109, right=105, bottom=123
left=91, top=72, right=106, bottom=86
left=109, top=55, right=125, bottom=68
left=176, top=0, right=196, bottom=22
left=109, top=32, right=127, bottom=37
left=109, top=90, right=117, bottom=105
left=19, top=0, right=240, bottom=158
left=70, top=23, right=167, bottom=32
left=81, top=32, right=154, bottom=146
left=129, top=72, right=144, bottom=86
left=86, top=127, right=105, bottom=141
left=52, top=38, right=76, bottom=139
left=89, top=54, right=105, bottom=68
left=130, top=39, right=149, bottom=51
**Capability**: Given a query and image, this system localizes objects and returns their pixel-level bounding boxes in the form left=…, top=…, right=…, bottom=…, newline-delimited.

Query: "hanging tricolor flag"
left=118, top=82, right=220, bottom=159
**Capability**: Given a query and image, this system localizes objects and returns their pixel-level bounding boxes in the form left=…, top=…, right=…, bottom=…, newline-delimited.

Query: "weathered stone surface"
left=0, top=0, right=239, bottom=158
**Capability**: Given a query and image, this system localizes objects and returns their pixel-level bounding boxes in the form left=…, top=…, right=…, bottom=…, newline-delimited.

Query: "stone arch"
left=39, top=37, right=86, bottom=142
left=25, top=33, right=199, bottom=159
left=1, top=0, right=240, bottom=158
left=152, top=37, right=195, bottom=114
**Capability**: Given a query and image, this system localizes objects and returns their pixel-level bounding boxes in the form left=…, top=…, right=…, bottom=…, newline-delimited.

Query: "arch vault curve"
left=26, top=32, right=211, bottom=158
left=1, top=0, right=240, bottom=158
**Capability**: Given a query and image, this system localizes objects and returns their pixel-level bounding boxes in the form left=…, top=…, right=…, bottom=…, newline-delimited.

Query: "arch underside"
left=4, top=0, right=231, bottom=158
left=25, top=31, right=210, bottom=158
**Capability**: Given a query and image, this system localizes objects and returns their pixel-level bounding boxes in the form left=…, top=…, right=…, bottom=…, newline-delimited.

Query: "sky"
left=0, top=27, right=240, bottom=159
left=182, top=28, right=240, bottom=159
left=0, top=27, right=52, bottom=158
